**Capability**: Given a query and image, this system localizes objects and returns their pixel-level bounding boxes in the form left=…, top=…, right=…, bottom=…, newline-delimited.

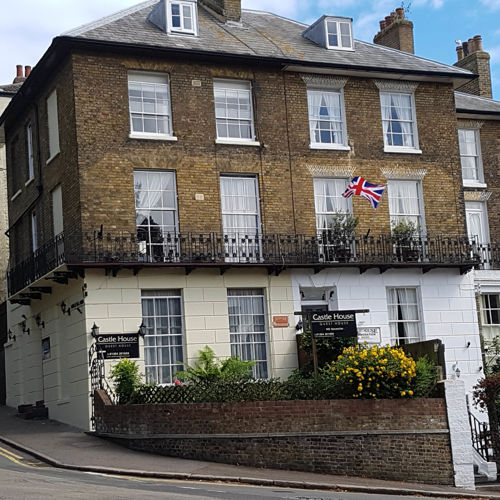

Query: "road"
left=0, top=443, right=452, bottom=499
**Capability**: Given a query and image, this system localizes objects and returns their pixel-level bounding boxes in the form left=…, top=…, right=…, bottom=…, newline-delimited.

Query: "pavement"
left=0, top=405, right=499, bottom=499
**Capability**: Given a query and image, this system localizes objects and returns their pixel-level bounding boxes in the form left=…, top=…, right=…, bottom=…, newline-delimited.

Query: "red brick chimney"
left=12, top=64, right=31, bottom=84
left=373, top=7, right=414, bottom=54
left=199, top=0, right=241, bottom=23
left=454, top=35, right=492, bottom=98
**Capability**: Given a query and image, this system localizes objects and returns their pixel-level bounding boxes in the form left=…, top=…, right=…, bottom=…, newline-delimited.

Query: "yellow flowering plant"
left=331, top=344, right=417, bottom=399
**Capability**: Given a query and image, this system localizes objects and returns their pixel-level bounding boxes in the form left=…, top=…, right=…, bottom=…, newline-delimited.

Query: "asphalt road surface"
left=0, top=443, right=450, bottom=499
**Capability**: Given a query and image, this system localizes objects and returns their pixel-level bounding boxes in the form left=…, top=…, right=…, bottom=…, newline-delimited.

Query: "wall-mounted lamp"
left=295, top=320, right=303, bottom=332
left=90, top=323, right=100, bottom=338
left=466, top=341, right=471, bottom=348
left=138, top=322, right=147, bottom=337
left=7, top=329, right=16, bottom=342
left=479, top=366, right=483, bottom=372
left=453, top=362, right=460, bottom=378
left=35, top=315, right=45, bottom=329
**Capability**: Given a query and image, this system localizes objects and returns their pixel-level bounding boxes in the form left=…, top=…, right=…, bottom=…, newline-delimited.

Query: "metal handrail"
left=468, top=409, right=491, bottom=461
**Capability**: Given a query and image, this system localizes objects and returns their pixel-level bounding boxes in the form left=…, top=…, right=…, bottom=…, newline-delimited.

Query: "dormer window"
left=326, top=19, right=353, bottom=50
left=302, top=16, right=354, bottom=51
left=167, top=0, right=198, bottom=35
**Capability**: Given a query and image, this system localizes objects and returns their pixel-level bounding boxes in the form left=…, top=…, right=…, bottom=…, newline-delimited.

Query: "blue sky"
left=1, top=0, right=499, bottom=98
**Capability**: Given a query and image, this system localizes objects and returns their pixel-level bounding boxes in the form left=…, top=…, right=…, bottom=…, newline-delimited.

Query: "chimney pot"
left=379, top=20, right=386, bottom=30
left=456, top=45, right=464, bottom=61
left=468, top=37, right=476, bottom=53
left=462, top=41, right=469, bottom=56
left=473, top=35, right=483, bottom=52
left=390, top=11, right=397, bottom=20
left=395, top=7, right=405, bottom=19
left=16, top=65, right=23, bottom=78
left=24, top=66, right=31, bottom=78
left=385, top=15, right=392, bottom=26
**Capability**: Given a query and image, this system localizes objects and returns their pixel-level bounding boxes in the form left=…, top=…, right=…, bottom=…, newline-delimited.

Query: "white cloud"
left=489, top=45, right=500, bottom=62
left=480, top=0, right=500, bottom=10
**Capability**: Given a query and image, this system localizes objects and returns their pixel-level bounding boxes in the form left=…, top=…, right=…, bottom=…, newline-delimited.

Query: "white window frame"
left=481, top=294, right=500, bottom=326
left=128, top=72, right=176, bottom=141
left=313, top=178, right=352, bottom=231
left=386, top=287, right=423, bottom=345
left=379, top=91, right=421, bottom=154
left=387, top=179, right=426, bottom=234
left=31, top=211, right=38, bottom=253
left=166, top=0, right=198, bottom=36
left=307, top=88, right=349, bottom=150
left=52, top=185, right=64, bottom=237
left=26, top=123, right=34, bottom=182
left=227, top=288, right=269, bottom=379
left=46, top=90, right=60, bottom=163
left=324, top=18, right=353, bottom=51
left=141, top=290, right=185, bottom=385
left=134, top=170, right=179, bottom=262
left=458, top=128, right=484, bottom=186
left=213, top=79, right=259, bottom=145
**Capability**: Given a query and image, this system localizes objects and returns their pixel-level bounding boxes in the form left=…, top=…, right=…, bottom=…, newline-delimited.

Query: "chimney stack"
left=199, top=0, right=241, bottom=23
left=13, top=64, right=26, bottom=84
left=454, top=35, right=492, bottom=98
left=373, top=7, right=414, bottom=54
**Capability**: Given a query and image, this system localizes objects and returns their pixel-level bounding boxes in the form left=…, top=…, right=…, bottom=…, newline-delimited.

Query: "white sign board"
left=357, top=327, right=381, bottom=344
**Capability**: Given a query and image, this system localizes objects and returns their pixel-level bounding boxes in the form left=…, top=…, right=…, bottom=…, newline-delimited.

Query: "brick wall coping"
left=95, top=429, right=450, bottom=440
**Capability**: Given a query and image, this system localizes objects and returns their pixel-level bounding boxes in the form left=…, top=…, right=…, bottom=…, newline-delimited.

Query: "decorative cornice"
left=464, top=190, right=492, bottom=202
left=307, top=165, right=355, bottom=177
left=373, top=79, right=419, bottom=93
left=457, top=120, right=484, bottom=129
left=380, top=167, right=427, bottom=180
left=302, top=75, right=348, bottom=89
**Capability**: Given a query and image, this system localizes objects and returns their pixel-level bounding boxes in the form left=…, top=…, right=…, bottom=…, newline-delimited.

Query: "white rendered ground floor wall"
left=4, top=265, right=486, bottom=430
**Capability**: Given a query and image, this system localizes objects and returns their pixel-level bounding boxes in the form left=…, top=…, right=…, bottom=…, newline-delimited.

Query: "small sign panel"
left=357, top=326, right=381, bottom=344
left=273, top=315, right=289, bottom=328
left=310, top=310, right=358, bottom=338
left=96, top=333, right=140, bottom=360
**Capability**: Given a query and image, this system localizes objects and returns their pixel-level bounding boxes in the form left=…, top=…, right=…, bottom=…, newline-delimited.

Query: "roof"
left=455, top=91, right=500, bottom=116
left=0, top=82, right=23, bottom=95
left=61, top=2, right=473, bottom=80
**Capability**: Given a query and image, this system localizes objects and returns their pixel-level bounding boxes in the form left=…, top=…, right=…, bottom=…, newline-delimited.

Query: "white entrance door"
left=220, top=175, right=262, bottom=262
left=465, top=201, right=490, bottom=267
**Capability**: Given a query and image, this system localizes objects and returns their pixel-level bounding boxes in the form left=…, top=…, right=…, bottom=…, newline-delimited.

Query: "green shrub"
left=110, top=358, right=143, bottom=404
left=176, top=346, right=255, bottom=382
left=413, top=356, right=438, bottom=397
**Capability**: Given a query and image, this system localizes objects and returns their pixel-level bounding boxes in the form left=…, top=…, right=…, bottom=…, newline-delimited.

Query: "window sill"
left=463, top=180, right=487, bottom=189
left=384, top=147, right=422, bottom=155
left=309, top=143, right=350, bottom=151
left=25, top=177, right=35, bottom=187
left=129, top=133, right=178, bottom=142
left=215, top=139, right=261, bottom=147
left=46, top=151, right=60, bottom=165
left=10, top=189, right=22, bottom=202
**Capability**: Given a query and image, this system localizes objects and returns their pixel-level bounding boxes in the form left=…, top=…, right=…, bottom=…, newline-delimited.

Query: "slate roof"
left=455, top=91, right=500, bottom=115
left=63, top=1, right=473, bottom=79
left=0, top=82, right=23, bottom=95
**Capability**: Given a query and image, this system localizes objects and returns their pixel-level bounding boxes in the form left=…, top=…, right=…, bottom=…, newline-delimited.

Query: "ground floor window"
left=387, top=287, right=422, bottom=345
left=141, top=290, right=184, bottom=384
left=481, top=294, right=500, bottom=326
left=227, top=288, right=269, bottom=379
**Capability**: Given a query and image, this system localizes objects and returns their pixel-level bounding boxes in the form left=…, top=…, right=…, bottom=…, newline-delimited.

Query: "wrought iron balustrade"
left=7, top=230, right=500, bottom=296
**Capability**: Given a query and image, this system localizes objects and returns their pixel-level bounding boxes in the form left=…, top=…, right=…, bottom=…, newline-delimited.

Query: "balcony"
left=7, top=230, right=499, bottom=298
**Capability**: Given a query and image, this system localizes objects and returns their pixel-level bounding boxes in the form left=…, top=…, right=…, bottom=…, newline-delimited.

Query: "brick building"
left=0, top=0, right=496, bottom=429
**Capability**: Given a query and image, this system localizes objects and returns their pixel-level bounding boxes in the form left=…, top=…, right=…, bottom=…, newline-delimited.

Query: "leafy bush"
left=176, top=346, right=255, bottom=382
left=413, top=356, right=438, bottom=397
left=110, top=358, right=143, bottom=404
left=330, top=344, right=417, bottom=398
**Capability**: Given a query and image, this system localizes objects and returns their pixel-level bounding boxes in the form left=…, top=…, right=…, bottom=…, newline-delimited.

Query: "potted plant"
left=320, top=212, right=359, bottom=262
left=391, top=220, right=420, bottom=261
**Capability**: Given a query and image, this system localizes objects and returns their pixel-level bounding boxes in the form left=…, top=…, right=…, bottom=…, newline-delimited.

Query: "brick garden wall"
left=94, top=390, right=455, bottom=485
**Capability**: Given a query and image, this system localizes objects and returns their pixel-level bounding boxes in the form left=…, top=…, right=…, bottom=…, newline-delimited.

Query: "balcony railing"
left=7, top=230, right=500, bottom=296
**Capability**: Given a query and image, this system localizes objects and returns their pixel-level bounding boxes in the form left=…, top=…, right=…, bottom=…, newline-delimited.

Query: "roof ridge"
left=355, top=39, right=474, bottom=75
left=455, top=91, right=500, bottom=103
left=62, top=0, right=157, bottom=37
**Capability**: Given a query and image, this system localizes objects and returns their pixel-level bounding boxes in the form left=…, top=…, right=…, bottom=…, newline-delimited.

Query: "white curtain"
left=382, top=93, right=413, bottom=147
left=388, top=288, right=420, bottom=343
left=388, top=181, right=420, bottom=229
left=308, top=91, right=323, bottom=141
left=314, top=178, right=350, bottom=231
left=221, top=177, right=259, bottom=236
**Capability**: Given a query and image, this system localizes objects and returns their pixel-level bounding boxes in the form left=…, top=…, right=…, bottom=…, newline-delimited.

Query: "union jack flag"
left=342, top=177, right=386, bottom=209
